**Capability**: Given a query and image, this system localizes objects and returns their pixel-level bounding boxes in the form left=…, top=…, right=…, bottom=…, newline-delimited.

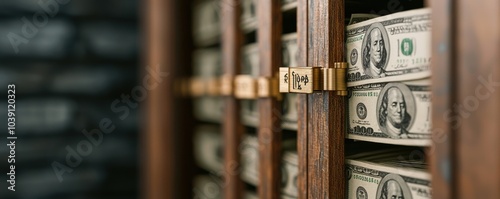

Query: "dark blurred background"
left=0, top=0, right=140, bottom=198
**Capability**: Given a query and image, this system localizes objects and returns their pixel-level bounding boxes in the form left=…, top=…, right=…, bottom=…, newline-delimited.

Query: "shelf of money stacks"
left=345, top=7, right=432, bottom=199
left=345, top=8, right=431, bottom=147
left=240, top=33, right=299, bottom=130
left=194, top=126, right=299, bottom=199
left=346, top=148, right=431, bottom=199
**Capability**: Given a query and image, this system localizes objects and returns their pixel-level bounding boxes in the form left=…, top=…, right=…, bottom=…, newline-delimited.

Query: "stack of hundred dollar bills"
left=346, top=8, right=432, bottom=146
left=346, top=148, right=431, bottom=199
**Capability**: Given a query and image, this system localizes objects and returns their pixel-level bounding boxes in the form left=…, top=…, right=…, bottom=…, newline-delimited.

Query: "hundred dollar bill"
left=348, top=13, right=380, bottom=25
left=346, top=155, right=431, bottom=199
left=348, top=79, right=431, bottom=146
left=193, top=48, right=223, bottom=122
left=346, top=8, right=431, bottom=87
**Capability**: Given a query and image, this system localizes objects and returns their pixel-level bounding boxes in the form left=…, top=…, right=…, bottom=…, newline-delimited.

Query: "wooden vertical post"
left=430, top=0, right=455, bottom=198
left=257, top=0, right=282, bottom=198
left=306, top=0, right=345, bottom=198
left=296, top=0, right=308, bottom=198
left=144, top=0, right=193, bottom=199
left=221, top=0, right=244, bottom=198
left=455, top=0, right=500, bottom=198
left=431, top=1, right=500, bottom=198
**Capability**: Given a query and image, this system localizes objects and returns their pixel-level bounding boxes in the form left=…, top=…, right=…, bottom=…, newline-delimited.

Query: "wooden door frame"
left=296, top=0, right=346, bottom=198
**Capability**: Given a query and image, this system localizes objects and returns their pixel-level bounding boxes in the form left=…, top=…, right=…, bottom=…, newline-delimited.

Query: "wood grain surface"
left=456, top=0, right=500, bottom=198
left=258, top=0, right=283, bottom=198
left=429, top=0, right=455, bottom=199
left=297, top=0, right=308, bottom=198
left=144, top=0, right=194, bottom=199
left=306, top=0, right=346, bottom=198
left=221, top=0, right=244, bottom=198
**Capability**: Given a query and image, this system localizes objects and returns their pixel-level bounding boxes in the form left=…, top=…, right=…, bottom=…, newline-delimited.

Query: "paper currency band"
left=279, top=62, right=348, bottom=96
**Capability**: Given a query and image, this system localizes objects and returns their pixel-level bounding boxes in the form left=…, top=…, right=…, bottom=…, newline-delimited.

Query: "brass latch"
left=177, top=74, right=281, bottom=99
left=176, top=77, right=220, bottom=97
left=234, top=75, right=281, bottom=99
left=234, top=75, right=257, bottom=99
left=279, top=62, right=347, bottom=96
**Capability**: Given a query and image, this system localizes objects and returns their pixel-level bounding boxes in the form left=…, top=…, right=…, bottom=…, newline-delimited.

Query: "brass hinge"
left=279, top=62, right=348, bottom=96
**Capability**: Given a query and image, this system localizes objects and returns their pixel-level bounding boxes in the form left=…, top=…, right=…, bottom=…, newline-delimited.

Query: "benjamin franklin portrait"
left=377, top=83, right=415, bottom=139
left=356, top=186, right=368, bottom=199
left=362, top=23, right=390, bottom=78
left=376, top=174, right=412, bottom=199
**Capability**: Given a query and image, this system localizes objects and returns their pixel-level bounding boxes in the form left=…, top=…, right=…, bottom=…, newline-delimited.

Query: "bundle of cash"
left=194, top=125, right=224, bottom=172
left=346, top=149, right=431, bottom=199
left=346, top=8, right=432, bottom=146
left=241, top=0, right=257, bottom=32
left=194, top=0, right=221, bottom=46
left=240, top=135, right=260, bottom=184
left=346, top=8, right=431, bottom=87
left=347, top=79, right=431, bottom=146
